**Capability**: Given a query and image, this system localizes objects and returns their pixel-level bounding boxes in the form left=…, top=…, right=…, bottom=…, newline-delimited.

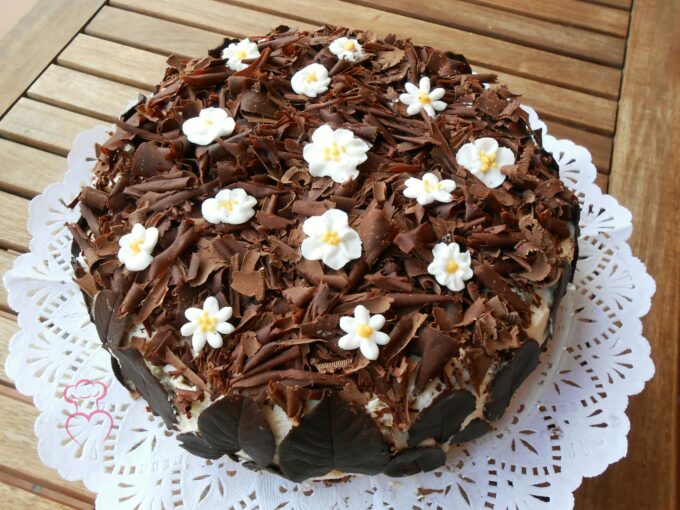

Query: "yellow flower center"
left=479, top=149, right=498, bottom=173
left=321, top=230, right=341, bottom=246
left=218, top=198, right=238, bottom=212
left=446, top=259, right=459, bottom=273
left=306, top=71, right=318, bottom=83
left=323, top=142, right=346, bottom=162
left=422, top=178, right=442, bottom=193
left=343, top=41, right=356, bottom=51
left=128, top=239, right=144, bottom=255
left=197, top=310, right=218, bottom=333
left=356, top=323, right=374, bottom=338
left=203, top=119, right=214, bottom=126
left=418, top=91, right=431, bottom=104
left=236, top=49, right=248, bottom=60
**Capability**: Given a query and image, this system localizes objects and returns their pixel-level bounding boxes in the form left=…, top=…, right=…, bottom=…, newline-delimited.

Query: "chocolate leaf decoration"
left=278, top=394, right=390, bottom=482
left=383, top=447, right=446, bottom=477
left=197, top=395, right=275, bottom=467
left=93, top=289, right=128, bottom=346
left=110, top=346, right=177, bottom=428
left=449, top=418, right=490, bottom=443
left=177, top=432, right=223, bottom=459
left=408, top=390, right=476, bottom=447
left=484, top=339, right=541, bottom=420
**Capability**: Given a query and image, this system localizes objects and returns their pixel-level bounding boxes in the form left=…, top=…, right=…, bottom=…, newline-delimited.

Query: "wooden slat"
left=461, top=0, right=629, bottom=38
left=0, top=470, right=91, bottom=510
left=585, top=0, right=632, bottom=10
left=87, top=5, right=225, bottom=59
left=0, top=392, right=94, bottom=505
left=352, top=0, right=625, bottom=66
left=0, top=479, right=73, bottom=510
left=0, top=192, right=30, bottom=253
left=0, top=250, right=18, bottom=310
left=0, top=140, right=66, bottom=198
left=59, top=34, right=167, bottom=90
left=0, top=0, right=104, bottom=116
left=475, top=64, right=616, bottom=135
left=81, top=9, right=617, bottom=136
left=28, top=65, right=148, bottom=122
left=594, top=172, right=608, bottom=192
left=0, top=311, right=18, bottom=382
left=112, top=0, right=622, bottom=99
left=575, top=0, right=678, bottom=508
left=0, top=98, right=102, bottom=156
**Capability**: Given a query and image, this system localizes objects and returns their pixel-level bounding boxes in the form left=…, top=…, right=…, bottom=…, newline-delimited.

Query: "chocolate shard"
left=278, top=394, right=390, bottom=482
left=449, top=418, right=490, bottom=443
left=408, top=390, right=476, bottom=447
left=383, top=447, right=446, bottom=477
left=110, top=346, right=178, bottom=428
left=197, top=395, right=275, bottom=467
left=177, top=432, right=223, bottom=460
left=484, top=339, right=541, bottom=421
left=93, top=289, right=128, bottom=346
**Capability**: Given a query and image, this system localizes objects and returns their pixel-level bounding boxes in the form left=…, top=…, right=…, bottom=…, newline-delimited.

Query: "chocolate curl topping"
left=72, top=24, right=579, bottom=441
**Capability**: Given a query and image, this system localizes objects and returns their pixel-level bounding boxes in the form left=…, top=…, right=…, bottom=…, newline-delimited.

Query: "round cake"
left=69, top=25, right=579, bottom=482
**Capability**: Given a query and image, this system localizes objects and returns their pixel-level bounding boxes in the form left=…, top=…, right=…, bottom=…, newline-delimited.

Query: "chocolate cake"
left=69, top=25, right=579, bottom=482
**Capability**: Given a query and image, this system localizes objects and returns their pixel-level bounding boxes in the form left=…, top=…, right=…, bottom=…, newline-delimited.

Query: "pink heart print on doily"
left=63, top=379, right=113, bottom=445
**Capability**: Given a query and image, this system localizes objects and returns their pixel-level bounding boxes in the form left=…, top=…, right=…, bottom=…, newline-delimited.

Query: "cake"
left=69, top=25, right=579, bottom=482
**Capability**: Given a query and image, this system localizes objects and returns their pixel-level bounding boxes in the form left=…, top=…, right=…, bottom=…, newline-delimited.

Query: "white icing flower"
left=427, top=242, right=473, bottom=292
left=202, top=188, right=257, bottom=225
left=403, top=172, right=456, bottom=205
left=338, top=305, right=390, bottom=360
left=180, top=296, right=234, bottom=353
left=182, top=107, right=235, bottom=145
left=455, top=137, right=515, bottom=188
left=222, top=38, right=260, bottom=71
left=300, top=208, right=362, bottom=270
left=329, top=37, right=364, bottom=62
left=291, top=63, right=331, bottom=97
left=302, top=124, right=370, bottom=183
left=117, top=223, right=158, bottom=272
left=399, top=77, right=447, bottom=118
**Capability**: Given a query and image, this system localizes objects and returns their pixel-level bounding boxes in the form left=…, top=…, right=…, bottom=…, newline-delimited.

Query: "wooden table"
left=0, top=1, right=677, bottom=508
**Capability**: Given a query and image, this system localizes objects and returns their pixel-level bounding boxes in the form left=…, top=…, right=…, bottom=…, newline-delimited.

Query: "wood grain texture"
left=28, top=65, right=148, bottom=122
left=0, top=312, right=18, bottom=383
left=113, top=0, right=622, bottom=98
left=59, top=34, right=167, bottom=90
left=0, top=140, right=66, bottom=198
left=575, top=0, right=678, bottom=508
left=0, top=392, right=94, bottom=505
left=350, top=0, right=625, bottom=66
left=0, top=0, right=104, bottom=116
left=0, top=98, right=102, bottom=156
left=459, top=0, right=629, bottom=37
left=83, top=8, right=617, bottom=135
left=0, top=191, right=29, bottom=252
left=0, top=250, right=18, bottom=310
left=0, top=480, right=73, bottom=510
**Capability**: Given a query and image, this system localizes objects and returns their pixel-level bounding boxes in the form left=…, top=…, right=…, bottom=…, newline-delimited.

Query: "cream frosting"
left=427, top=242, right=474, bottom=292
left=182, top=107, right=236, bottom=146
left=201, top=187, right=257, bottom=225
left=302, top=124, right=370, bottom=183
left=455, top=137, right=515, bottom=188
left=399, top=77, right=447, bottom=118
left=117, top=223, right=158, bottom=272
left=180, top=296, right=235, bottom=354
left=222, top=38, right=260, bottom=71
left=403, top=172, right=456, bottom=205
left=338, top=305, right=391, bottom=360
left=291, top=63, right=331, bottom=97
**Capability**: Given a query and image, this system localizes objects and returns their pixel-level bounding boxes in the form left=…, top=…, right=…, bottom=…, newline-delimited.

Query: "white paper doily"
left=3, top=105, right=655, bottom=510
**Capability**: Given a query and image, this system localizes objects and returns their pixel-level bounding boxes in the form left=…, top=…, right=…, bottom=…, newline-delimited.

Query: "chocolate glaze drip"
left=70, top=25, right=579, bottom=481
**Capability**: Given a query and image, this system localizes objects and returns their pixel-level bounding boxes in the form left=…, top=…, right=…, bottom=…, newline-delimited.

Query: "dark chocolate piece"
left=278, top=394, right=390, bottom=482
left=408, top=390, right=476, bottom=447
left=484, top=339, right=541, bottom=421
left=383, top=447, right=446, bottom=477
left=177, top=432, right=223, bottom=460
left=93, top=289, right=128, bottom=346
left=110, top=346, right=178, bottom=428
left=197, top=396, right=275, bottom=467
left=449, top=418, right=490, bottom=443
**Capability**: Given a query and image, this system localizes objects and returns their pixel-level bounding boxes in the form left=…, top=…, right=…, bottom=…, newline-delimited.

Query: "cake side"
left=70, top=25, right=580, bottom=481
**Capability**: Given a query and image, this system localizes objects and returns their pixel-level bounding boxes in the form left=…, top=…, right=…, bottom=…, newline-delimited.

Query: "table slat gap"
left=112, top=0, right=623, bottom=99
left=345, top=0, right=626, bottom=67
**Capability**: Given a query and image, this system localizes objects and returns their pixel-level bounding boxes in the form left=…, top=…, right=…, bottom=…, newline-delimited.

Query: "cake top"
left=72, top=25, right=578, bottom=433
